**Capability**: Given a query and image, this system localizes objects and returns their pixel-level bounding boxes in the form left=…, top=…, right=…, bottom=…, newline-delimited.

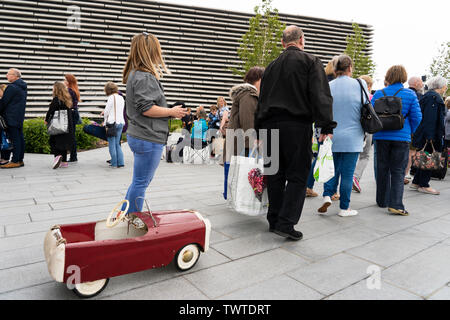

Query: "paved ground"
left=0, top=143, right=449, bottom=300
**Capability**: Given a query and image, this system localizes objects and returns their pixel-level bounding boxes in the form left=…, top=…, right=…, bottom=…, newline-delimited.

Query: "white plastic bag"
left=227, top=152, right=269, bottom=216
left=313, top=137, right=335, bottom=183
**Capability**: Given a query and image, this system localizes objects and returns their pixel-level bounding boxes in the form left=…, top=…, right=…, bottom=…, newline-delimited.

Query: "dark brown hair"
left=385, top=65, right=408, bottom=85
left=244, top=66, right=265, bottom=85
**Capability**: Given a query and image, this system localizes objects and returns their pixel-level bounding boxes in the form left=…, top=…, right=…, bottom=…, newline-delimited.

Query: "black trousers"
left=262, top=121, right=313, bottom=232
left=70, top=109, right=80, bottom=161
left=375, top=140, right=409, bottom=210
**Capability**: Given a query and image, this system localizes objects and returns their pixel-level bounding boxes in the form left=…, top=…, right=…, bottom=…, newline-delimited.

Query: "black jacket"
left=45, top=97, right=74, bottom=154
left=0, top=78, right=27, bottom=128
left=412, top=90, right=446, bottom=152
left=254, top=46, right=336, bottom=134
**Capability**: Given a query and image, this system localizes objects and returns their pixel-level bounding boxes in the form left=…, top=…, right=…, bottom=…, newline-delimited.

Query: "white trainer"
left=318, top=196, right=332, bottom=214
left=338, top=209, right=359, bottom=217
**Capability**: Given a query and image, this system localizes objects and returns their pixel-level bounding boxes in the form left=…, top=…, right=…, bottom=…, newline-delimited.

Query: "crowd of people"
left=0, top=27, right=449, bottom=242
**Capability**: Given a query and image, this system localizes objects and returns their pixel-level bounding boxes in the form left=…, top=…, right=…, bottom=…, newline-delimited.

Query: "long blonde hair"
left=123, top=32, right=169, bottom=83
left=53, top=81, right=73, bottom=108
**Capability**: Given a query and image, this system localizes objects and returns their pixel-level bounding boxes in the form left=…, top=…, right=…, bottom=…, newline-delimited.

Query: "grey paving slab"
left=287, top=253, right=375, bottom=296
left=410, top=217, right=450, bottom=237
left=295, top=215, right=359, bottom=240
left=0, top=232, right=47, bottom=252
left=5, top=212, right=106, bottom=236
left=327, top=280, right=422, bottom=300
left=215, top=218, right=270, bottom=239
left=1, top=204, right=52, bottom=217
left=184, top=249, right=309, bottom=299
left=347, top=228, right=445, bottom=268
left=212, top=232, right=287, bottom=260
left=0, top=213, right=31, bottom=226
left=0, top=198, right=36, bottom=209
left=102, top=277, right=209, bottom=300
left=0, top=245, right=44, bottom=270
left=0, top=262, right=51, bottom=294
left=30, top=203, right=114, bottom=222
left=348, top=208, right=424, bottom=234
left=283, top=226, right=388, bottom=261
left=210, top=230, right=232, bottom=245
left=383, top=244, right=450, bottom=298
left=219, top=275, right=324, bottom=300
left=0, top=148, right=449, bottom=300
left=428, top=285, right=450, bottom=300
left=34, top=190, right=123, bottom=205
left=0, top=282, right=78, bottom=300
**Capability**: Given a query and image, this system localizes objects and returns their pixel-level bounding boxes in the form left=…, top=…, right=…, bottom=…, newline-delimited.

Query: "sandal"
left=418, top=187, right=440, bottom=195
left=331, top=193, right=340, bottom=201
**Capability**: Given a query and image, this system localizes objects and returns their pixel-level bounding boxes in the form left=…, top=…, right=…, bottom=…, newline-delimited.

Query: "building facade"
left=0, top=0, right=373, bottom=118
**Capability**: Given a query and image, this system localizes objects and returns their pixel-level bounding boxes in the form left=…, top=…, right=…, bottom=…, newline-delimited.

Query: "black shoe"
left=68, top=159, right=78, bottom=163
left=273, top=228, right=303, bottom=241
left=106, top=160, right=111, bottom=164
left=118, top=165, right=125, bottom=168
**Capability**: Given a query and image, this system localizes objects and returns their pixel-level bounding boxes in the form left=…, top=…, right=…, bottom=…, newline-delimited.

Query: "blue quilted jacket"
left=372, top=83, right=422, bottom=142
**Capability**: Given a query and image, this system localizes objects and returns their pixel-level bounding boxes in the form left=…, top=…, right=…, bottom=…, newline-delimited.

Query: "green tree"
left=344, top=22, right=375, bottom=78
left=231, top=0, right=286, bottom=77
left=429, top=41, right=449, bottom=95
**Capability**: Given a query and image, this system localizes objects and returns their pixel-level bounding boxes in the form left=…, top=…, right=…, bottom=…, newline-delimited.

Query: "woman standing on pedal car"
left=122, top=32, right=188, bottom=214
left=411, top=76, right=448, bottom=195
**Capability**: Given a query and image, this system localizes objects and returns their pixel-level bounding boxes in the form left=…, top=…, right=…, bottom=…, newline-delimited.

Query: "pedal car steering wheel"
left=106, top=200, right=130, bottom=228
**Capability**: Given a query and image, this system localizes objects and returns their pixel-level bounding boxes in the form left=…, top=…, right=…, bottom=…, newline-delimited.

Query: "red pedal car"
left=44, top=200, right=211, bottom=298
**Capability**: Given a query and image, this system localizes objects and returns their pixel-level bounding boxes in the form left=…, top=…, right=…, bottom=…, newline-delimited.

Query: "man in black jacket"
left=0, top=68, right=27, bottom=169
left=255, top=25, right=336, bottom=240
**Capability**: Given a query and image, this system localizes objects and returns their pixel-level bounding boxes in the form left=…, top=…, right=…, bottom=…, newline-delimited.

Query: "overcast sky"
left=159, top=0, right=448, bottom=89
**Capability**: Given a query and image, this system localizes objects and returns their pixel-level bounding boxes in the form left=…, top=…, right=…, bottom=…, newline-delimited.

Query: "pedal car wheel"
left=175, top=244, right=200, bottom=271
left=72, top=278, right=109, bottom=299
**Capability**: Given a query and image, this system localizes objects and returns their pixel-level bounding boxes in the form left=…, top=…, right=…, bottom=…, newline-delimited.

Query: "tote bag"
left=313, top=137, right=335, bottom=183
left=47, top=109, right=69, bottom=136
left=227, top=150, right=269, bottom=216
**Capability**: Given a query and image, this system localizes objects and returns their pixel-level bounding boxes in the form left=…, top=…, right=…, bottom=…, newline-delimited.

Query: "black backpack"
left=373, top=88, right=405, bottom=131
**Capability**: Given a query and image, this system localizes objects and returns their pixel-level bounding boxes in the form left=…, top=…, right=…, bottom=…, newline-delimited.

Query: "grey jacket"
left=126, top=70, right=169, bottom=145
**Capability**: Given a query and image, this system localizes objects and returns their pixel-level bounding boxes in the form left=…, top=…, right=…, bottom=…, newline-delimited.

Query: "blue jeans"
left=107, top=124, right=124, bottom=167
left=124, top=135, right=164, bottom=214
left=375, top=140, right=409, bottom=210
left=223, top=162, right=230, bottom=200
left=323, top=152, right=359, bottom=210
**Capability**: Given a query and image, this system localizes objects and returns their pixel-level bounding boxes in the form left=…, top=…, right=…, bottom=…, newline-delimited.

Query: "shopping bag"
left=313, top=137, right=335, bottom=183
left=47, top=110, right=69, bottom=136
left=227, top=150, right=268, bottom=216
left=0, top=131, right=12, bottom=151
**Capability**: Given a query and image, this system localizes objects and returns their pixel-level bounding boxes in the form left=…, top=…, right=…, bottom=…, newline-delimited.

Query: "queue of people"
left=0, top=27, right=448, bottom=244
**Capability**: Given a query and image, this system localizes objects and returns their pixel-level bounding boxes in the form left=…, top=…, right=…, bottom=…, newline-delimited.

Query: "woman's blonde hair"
left=325, top=56, right=339, bottom=77
left=104, top=81, right=119, bottom=96
left=217, top=96, right=226, bottom=107
left=445, top=96, right=450, bottom=109
left=359, top=75, right=374, bottom=90
left=123, top=32, right=169, bottom=83
left=53, top=81, right=73, bottom=108
left=0, top=84, right=7, bottom=93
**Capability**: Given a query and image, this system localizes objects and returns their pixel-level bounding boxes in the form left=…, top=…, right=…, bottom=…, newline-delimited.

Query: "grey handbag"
left=47, top=109, right=69, bottom=136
